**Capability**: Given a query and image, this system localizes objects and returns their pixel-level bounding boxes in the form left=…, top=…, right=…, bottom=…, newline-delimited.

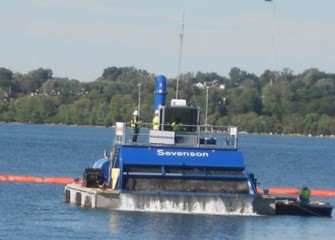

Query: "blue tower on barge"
left=64, top=75, right=259, bottom=212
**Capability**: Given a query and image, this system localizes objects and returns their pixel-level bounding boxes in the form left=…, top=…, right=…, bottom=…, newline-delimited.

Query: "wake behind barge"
left=64, top=75, right=270, bottom=214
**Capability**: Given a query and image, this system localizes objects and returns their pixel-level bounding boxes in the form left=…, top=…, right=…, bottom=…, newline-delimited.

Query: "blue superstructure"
left=111, top=144, right=255, bottom=196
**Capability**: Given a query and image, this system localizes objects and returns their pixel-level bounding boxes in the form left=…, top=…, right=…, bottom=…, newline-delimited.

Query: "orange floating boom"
left=0, top=174, right=80, bottom=185
left=256, top=187, right=264, bottom=194
left=267, top=188, right=300, bottom=195
left=266, top=187, right=335, bottom=197
left=311, top=189, right=335, bottom=197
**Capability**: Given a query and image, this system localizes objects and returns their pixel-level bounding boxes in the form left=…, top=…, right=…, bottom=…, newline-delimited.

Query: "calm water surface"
left=0, top=123, right=334, bottom=239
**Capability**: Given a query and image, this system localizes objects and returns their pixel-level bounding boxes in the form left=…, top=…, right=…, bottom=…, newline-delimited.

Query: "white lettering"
left=157, top=149, right=209, bottom=157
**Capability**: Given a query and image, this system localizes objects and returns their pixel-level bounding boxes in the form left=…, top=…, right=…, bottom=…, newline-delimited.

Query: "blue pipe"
left=154, top=75, right=167, bottom=111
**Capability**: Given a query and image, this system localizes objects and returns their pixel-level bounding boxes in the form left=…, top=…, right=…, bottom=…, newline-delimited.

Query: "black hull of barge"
left=275, top=201, right=333, bottom=217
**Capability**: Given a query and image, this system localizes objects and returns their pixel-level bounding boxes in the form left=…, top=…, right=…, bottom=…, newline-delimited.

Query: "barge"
left=64, top=75, right=260, bottom=214
left=64, top=75, right=333, bottom=216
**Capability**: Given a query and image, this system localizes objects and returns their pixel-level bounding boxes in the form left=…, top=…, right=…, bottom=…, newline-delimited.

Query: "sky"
left=1, top=0, right=335, bottom=82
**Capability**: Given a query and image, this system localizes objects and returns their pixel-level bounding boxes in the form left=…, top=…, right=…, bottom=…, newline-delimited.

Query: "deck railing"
left=114, top=122, right=238, bottom=149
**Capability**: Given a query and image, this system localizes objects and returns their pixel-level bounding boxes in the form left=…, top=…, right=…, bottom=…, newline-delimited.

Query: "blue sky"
left=1, top=0, right=334, bottom=82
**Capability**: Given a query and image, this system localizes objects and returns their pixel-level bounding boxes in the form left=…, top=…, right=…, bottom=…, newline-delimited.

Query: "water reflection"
left=109, top=210, right=255, bottom=240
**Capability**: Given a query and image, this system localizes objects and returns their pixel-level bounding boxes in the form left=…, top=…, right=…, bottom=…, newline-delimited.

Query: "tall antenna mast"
left=265, top=0, right=276, bottom=85
left=175, top=8, right=185, bottom=99
left=271, top=0, right=276, bottom=85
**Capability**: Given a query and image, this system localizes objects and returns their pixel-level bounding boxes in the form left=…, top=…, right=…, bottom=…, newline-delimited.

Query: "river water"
left=0, top=123, right=334, bottom=239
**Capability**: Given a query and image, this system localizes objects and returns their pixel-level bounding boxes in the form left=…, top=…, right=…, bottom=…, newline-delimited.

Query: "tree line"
left=0, top=66, right=335, bottom=136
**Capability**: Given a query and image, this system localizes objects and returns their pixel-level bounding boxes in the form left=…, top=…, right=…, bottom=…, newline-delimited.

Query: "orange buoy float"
left=0, top=174, right=8, bottom=181
left=267, top=188, right=300, bottom=195
left=311, top=189, right=335, bottom=197
left=5, top=175, right=43, bottom=183
left=256, top=187, right=264, bottom=194
left=265, top=187, right=335, bottom=197
left=43, top=177, right=80, bottom=184
left=0, top=173, right=79, bottom=185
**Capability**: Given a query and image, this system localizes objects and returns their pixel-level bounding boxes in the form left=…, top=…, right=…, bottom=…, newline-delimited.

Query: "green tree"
left=262, top=84, right=284, bottom=119
left=13, top=95, right=58, bottom=123
left=303, top=113, right=320, bottom=135
left=22, top=68, right=53, bottom=93
left=0, top=68, right=13, bottom=90
left=282, top=114, right=304, bottom=134
left=317, top=114, right=335, bottom=136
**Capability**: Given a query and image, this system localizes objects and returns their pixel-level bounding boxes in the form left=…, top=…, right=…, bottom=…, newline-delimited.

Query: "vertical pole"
left=271, top=0, right=276, bottom=84
left=138, top=83, right=141, bottom=116
left=205, top=87, right=209, bottom=126
left=265, top=0, right=276, bottom=84
left=176, top=8, right=185, bottom=99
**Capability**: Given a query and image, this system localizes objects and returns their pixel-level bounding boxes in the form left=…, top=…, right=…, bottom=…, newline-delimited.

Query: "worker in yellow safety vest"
left=152, top=110, right=160, bottom=130
left=130, top=110, right=142, bottom=142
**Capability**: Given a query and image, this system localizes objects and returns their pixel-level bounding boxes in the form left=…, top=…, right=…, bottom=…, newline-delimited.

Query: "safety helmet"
left=133, top=110, right=138, bottom=116
left=154, top=110, right=159, bottom=114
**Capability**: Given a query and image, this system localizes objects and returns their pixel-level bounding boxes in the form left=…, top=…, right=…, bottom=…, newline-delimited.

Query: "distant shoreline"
left=1, top=121, right=334, bottom=138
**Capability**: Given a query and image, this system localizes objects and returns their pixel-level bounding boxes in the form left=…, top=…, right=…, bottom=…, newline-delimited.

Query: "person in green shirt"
left=299, top=186, right=311, bottom=203
left=172, top=118, right=182, bottom=132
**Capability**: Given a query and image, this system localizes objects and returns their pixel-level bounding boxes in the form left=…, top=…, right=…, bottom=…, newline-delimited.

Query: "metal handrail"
left=114, top=122, right=238, bottom=150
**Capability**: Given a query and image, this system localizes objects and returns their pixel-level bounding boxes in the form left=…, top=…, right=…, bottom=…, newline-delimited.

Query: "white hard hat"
left=154, top=110, right=159, bottom=114
left=133, top=110, right=138, bottom=116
